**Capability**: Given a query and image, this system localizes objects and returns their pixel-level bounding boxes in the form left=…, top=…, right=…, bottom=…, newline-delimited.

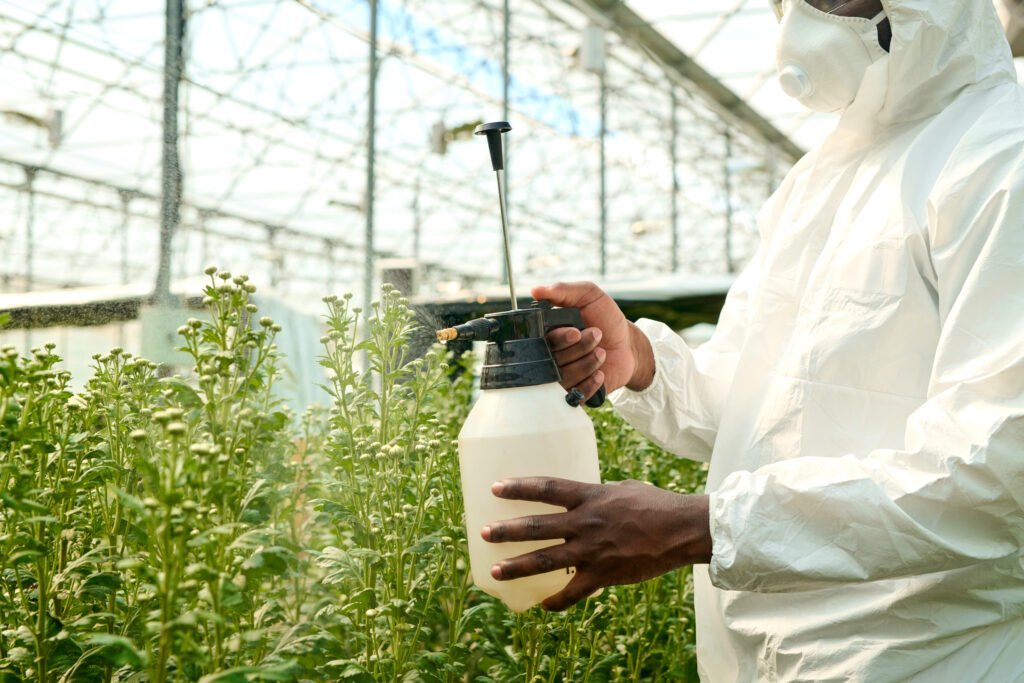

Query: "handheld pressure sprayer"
left=436, top=122, right=605, bottom=612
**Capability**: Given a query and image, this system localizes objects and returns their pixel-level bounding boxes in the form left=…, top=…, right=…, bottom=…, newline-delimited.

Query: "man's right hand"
left=531, top=282, right=655, bottom=400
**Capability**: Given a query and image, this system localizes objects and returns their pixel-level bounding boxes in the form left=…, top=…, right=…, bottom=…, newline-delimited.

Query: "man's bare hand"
left=481, top=477, right=711, bottom=611
left=532, top=282, right=655, bottom=400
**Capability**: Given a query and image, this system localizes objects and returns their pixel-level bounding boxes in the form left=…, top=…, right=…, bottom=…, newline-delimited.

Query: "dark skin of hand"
left=482, top=478, right=712, bottom=612
left=484, top=1, right=892, bottom=612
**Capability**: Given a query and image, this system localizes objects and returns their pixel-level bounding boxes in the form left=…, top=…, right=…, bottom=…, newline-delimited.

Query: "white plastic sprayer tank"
left=459, top=381, right=601, bottom=612
left=439, top=305, right=604, bottom=612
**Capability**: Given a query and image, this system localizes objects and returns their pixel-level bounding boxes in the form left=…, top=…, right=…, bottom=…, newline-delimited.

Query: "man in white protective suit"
left=479, top=0, right=1024, bottom=680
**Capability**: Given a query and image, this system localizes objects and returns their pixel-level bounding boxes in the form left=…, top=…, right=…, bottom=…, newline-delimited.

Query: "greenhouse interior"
left=3, top=0, right=1024, bottom=680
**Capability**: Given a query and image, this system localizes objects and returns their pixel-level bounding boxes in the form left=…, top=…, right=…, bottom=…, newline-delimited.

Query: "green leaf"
left=240, top=478, right=268, bottom=512
left=159, top=376, right=204, bottom=409
left=187, top=522, right=244, bottom=548
left=241, top=545, right=293, bottom=578
left=340, top=587, right=376, bottom=612
left=1, top=493, right=50, bottom=514
left=457, top=602, right=499, bottom=632
left=76, top=571, right=122, bottom=601
left=198, top=664, right=294, bottom=682
left=0, top=312, right=9, bottom=327
left=85, top=633, right=148, bottom=667
left=408, top=532, right=443, bottom=555
left=113, top=487, right=147, bottom=515
left=260, top=410, right=288, bottom=433
left=331, top=663, right=375, bottom=682
left=0, top=668, right=25, bottom=683
left=7, top=549, right=43, bottom=566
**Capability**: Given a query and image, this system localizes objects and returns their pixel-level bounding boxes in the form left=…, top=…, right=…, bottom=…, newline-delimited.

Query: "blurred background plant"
left=0, top=273, right=705, bottom=682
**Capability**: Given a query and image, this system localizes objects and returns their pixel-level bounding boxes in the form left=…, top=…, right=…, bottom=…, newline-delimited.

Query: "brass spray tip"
left=436, top=327, right=459, bottom=342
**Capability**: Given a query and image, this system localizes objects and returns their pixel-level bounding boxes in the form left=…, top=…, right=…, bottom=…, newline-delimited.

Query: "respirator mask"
left=772, top=0, right=888, bottom=113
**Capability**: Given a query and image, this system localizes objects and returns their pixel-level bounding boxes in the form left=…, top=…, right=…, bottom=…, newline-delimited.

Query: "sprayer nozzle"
left=436, top=317, right=501, bottom=343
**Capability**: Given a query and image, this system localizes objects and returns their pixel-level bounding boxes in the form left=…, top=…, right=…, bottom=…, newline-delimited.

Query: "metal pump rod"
left=474, top=122, right=517, bottom=310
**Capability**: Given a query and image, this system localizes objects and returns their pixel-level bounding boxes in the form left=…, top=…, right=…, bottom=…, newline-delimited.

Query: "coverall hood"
left=864, top=0, right=1016, bottom=126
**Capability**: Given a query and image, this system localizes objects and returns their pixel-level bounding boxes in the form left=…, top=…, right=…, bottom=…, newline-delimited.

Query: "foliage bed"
left=0, top=271, right=706, bottom=682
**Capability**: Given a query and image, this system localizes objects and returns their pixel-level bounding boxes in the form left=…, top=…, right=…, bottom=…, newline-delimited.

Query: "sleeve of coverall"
left=709, top=150, right=1024, bottom=593
left=609, top=248, right=761, bottom=462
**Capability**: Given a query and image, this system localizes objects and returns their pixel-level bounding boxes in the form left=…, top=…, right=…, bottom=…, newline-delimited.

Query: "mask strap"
left=869, top=11, right=887, bottom=27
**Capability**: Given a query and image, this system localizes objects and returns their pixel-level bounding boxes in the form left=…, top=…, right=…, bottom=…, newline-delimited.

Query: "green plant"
left=0, top=273, right=706, bottom=682
left=312, top=286, right=475, bottom=680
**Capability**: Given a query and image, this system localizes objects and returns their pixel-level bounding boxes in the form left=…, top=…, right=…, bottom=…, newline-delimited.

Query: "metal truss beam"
left=570, top=0, right=805, bottom=162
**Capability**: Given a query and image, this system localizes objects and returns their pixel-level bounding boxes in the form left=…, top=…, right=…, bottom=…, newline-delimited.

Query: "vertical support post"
left=325, top=240, right=336, bottom=295
left=599, top=73, right=608, bottom=277
left=199, top=209, right=210, bottom=271
left=723, top=129, right=735, bottom=274
left=267, top=226, right=281, bottom=287
left=23, top=166, right=36, bottom=292
left=412, top=178, right=421, bottom=265
left=156, top=0, right=184, bottom=304
left=22, top=167, right=37, bottom=354
left=500, top=0, right=511, bottom=285
left=670, top=89, right=680, bottom=273
left=364, top=0, right=379, bottom=318
left=118, top=190, right=133, bottom=285
left=119, top=190, right=132, bottom=347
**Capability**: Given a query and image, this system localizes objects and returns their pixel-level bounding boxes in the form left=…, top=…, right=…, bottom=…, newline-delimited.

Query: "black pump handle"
left=474, top=121, right=511, bottom=171
left=533, top=300, right=607, bottom=408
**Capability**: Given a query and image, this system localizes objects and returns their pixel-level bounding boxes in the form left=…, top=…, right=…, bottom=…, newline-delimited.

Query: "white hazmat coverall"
left=609, top=0, right=1024, bottom=680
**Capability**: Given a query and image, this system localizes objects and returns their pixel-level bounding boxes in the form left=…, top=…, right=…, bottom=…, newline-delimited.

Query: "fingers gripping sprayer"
left=436, top=122, right=606, bottom=612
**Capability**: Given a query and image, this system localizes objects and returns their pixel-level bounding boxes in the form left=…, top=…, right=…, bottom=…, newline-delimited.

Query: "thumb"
left=531, top=281, right=604, bottom=309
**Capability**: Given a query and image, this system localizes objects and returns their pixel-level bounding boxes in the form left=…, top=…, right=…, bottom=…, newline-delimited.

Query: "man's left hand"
left=481, top=478, right=712, bottom=611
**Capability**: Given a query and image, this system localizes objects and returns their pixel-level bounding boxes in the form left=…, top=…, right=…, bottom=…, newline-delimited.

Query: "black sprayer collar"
left=479, top=308, right=561, bottom=390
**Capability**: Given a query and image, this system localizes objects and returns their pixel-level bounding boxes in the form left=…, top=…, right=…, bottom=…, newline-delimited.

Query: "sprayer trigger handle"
left=533, top=300, right=608, bottom=408
left=532, top=300, right=583, bottom=333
